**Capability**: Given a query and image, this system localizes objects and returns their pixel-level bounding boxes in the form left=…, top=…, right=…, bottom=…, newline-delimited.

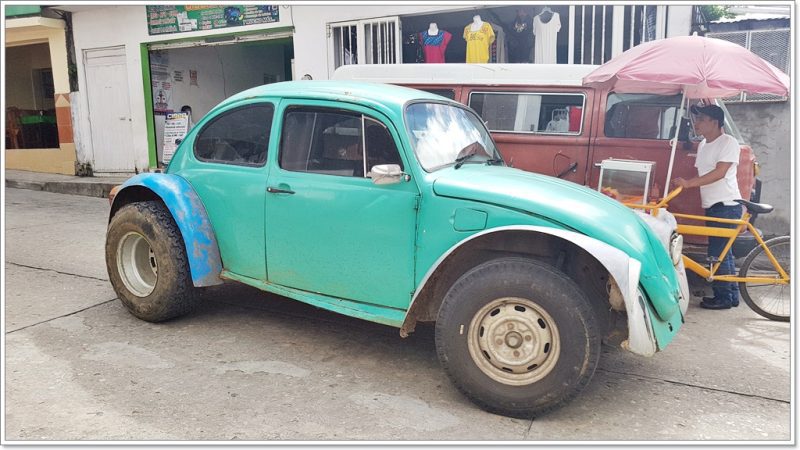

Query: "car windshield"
left=405, top=102, right=502, bottom=171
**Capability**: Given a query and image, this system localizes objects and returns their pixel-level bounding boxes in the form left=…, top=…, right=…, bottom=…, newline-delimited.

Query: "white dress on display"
left=533, top=12, right=561, bottom=64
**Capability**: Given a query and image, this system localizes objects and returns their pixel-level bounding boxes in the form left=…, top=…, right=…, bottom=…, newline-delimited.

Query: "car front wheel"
left=105, top=201, right=198, bottom=322
left=435, top=257, right=600, bottom=418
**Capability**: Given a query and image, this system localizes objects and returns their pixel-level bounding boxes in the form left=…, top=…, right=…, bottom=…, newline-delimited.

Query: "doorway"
left=84, top=46, right=135, bottom=173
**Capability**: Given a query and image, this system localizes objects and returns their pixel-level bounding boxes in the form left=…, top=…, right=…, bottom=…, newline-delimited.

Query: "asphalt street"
left=3, top=187, right=792, bottom=442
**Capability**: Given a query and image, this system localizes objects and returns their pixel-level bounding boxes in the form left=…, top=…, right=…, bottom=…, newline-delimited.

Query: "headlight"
left=669, top=232, right=683, bottom=266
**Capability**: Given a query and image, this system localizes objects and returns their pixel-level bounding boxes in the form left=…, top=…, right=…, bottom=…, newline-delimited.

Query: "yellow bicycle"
left=627, top=187, right=791, bottom=322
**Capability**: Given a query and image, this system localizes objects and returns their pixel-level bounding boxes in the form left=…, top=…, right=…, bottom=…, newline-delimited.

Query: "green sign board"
left=6, top=5, right=42, bottom=17
left=146, top=5, right=279, bottom=35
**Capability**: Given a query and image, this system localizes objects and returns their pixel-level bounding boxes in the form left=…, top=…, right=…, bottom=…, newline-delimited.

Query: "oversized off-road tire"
left=435, top=257, right=600, bottom=418
left=105, top=201, right=198, bottom=322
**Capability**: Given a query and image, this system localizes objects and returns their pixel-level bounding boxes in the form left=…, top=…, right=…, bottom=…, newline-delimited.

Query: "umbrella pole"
left=664, top=90, right=687, bottom=198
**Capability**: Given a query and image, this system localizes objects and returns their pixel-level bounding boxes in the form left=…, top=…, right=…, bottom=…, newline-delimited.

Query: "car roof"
left=333, top=63, right=601, bottom=87
left=219, top=80, right=456, bottom=116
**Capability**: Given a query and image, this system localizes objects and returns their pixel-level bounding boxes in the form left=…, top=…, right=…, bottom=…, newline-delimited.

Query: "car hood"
left=431, top=164, right=655, bottom=257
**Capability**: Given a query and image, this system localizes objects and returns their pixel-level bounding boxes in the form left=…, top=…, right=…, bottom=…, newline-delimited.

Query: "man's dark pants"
left=706, top=203, right=743, bottom=306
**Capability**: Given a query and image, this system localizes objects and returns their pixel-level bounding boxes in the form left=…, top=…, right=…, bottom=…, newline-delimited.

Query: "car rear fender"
left=110, top=173, right=223, bottom=287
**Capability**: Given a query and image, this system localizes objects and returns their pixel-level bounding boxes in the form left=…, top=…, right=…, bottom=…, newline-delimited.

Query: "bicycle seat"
left=734, top=199, right=774, bottom=214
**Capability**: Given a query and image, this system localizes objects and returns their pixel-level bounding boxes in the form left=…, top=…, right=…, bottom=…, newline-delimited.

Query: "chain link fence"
left=709, top=28, right=790, bottom=103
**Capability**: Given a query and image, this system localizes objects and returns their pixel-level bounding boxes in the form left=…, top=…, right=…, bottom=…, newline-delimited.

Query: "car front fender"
left=111, top=173, right=223, bottom=287
left=410, top=225, right=658, bottom=356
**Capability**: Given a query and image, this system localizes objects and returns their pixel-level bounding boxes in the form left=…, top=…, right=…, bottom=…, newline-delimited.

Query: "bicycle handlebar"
left=655, top=186, right=683, bottom=208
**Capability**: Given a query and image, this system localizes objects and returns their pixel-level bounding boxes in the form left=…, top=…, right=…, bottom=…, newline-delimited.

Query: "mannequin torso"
left=470, top=15, right=483, bottom=32
left=428, top=23, right=439, bottom=35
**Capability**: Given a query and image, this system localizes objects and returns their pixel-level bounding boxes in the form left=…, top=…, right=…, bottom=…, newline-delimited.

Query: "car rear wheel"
left=106, top=201, right=198, bottom=322
left=435, top=257, right=600, bottom=418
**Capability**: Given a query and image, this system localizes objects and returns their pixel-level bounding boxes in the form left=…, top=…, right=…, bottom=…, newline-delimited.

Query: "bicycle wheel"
left=739, top=236, right=791, bottom=322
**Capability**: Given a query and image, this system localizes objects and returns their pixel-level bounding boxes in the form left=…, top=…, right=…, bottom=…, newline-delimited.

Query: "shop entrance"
left=147, top=35, right=293, bottom=165
left=5, top=43, right=59, bottom=149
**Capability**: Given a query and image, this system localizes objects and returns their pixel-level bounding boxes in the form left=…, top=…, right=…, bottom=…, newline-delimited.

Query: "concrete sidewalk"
left=5, top=169, right=132, bottom=199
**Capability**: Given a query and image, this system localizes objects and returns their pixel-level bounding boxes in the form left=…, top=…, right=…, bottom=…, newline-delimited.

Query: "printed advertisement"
left=162, top=112, right=190, bottom=164
left=147, top=5, right=279, bottom=35
left=150, top=51, right=173, bottom=115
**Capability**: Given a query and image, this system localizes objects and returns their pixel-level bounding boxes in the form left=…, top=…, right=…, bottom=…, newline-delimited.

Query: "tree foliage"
left=700, top=5, right=738, bottom=21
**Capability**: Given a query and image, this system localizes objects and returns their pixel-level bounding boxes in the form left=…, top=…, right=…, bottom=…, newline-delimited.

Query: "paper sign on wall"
left=162, top=112, right=189, bottom=164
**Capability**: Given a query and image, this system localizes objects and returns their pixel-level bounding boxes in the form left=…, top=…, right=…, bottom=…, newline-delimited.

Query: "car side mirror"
left=368, top=164, right=407, bottom=185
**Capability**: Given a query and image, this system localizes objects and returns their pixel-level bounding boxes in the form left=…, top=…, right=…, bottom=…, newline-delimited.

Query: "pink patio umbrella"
left=583, top=34, right=790, bottom=191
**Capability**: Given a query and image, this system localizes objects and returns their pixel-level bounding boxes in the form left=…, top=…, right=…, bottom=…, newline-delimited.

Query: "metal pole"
left=664, top=89, right=687, bottom=194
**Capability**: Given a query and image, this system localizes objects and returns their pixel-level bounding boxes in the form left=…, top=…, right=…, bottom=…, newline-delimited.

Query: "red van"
left=334, top=63, right=760, bottom=252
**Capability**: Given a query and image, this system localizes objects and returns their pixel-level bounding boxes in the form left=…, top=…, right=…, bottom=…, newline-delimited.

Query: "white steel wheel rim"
left=117, top=232, right=158, bottom=297
left=467, top=297, right=560, bottom=386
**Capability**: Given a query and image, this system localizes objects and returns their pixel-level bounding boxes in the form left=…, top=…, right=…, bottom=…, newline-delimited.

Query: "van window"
left=419, top=88, right=456, bottom=100
left=605, top=93, right=683, bottom=140
left=468, top=92, right=585, bottom=135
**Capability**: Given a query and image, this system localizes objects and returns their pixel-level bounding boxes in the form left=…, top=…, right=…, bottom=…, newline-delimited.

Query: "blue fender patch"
left=115, top=173, right=223, bottom=287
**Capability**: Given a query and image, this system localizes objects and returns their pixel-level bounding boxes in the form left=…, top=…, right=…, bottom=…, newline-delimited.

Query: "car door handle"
left=267, top=186, right=295, bottom=195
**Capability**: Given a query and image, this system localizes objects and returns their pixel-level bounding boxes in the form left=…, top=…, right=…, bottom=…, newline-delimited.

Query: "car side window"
left=365, top=118, right=403, bottom=171
left=280, top=107, right=402, bottom=177
left=604, top=93, right=686, bottom=140
left=469, top=92, right=585, bottom=135
left=194, top=104, right=274, bottom=166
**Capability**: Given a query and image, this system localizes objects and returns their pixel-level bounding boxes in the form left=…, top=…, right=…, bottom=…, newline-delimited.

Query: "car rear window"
left=194, top=104, right=274, bottom=166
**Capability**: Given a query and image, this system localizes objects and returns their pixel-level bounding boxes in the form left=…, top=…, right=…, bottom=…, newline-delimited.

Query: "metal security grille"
left=331, top=23, right=359, bottom=68
left=364, top=20, right=397, bottom=64
left=329, top=17, right=400, bottom=73
left=708, top=29, right=789, bottom=102
left=569, top=5, right=665, bottom=65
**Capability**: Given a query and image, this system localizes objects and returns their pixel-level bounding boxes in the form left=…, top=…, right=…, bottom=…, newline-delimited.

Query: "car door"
left=465, top=87, right=594, bottom=185
left=175, top=101, right=276, bottom=280
left=264, top=100, right=419, bottom=310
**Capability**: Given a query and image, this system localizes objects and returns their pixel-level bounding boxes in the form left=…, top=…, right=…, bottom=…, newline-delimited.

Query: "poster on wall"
left=162, top=112, right=190, bottom=164
left=150, top=51, right=174, bottom=115
left=147, top=5, right=280, bottom=35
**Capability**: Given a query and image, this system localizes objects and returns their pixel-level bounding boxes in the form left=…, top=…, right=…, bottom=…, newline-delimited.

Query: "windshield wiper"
left=454, top=141, right=489, bottom=169
left=454, top=152, right=483, bottom=169
left=485, top=158, right=504, bottom=166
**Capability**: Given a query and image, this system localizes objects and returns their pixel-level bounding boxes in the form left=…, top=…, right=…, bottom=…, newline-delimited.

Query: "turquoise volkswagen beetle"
left=106, top=81, right=689, bottom=418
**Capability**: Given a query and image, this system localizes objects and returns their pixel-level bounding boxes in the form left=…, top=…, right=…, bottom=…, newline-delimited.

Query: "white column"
left=568, top=5, right=575, bottom=64
left=656, top=5, right=667, bottom=39
left=611, top=5, right=625, bottom=57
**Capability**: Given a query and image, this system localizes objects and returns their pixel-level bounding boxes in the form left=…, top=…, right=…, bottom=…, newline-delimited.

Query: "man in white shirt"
left=673, top=104, right=742, bottom=310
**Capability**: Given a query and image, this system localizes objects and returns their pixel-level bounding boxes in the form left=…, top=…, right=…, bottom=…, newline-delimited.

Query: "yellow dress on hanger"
left=463, top=22, right=496, bottom=63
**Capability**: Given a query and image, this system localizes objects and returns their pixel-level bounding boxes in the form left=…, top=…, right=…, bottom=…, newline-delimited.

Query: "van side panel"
left=587, top=92, right=757, bottom=246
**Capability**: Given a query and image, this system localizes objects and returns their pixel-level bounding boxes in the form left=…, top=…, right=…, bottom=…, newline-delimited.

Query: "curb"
left=7, top=179, right=118, bottom=199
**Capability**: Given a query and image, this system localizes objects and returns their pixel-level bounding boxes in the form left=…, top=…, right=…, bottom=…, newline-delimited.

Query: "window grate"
left=330, top=17, right=400, bottom=72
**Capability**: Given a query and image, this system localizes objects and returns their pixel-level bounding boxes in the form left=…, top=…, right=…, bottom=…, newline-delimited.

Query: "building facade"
left=5, top=5, right=77, bottom=174
left=34, top=4, right=690, bottom=175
